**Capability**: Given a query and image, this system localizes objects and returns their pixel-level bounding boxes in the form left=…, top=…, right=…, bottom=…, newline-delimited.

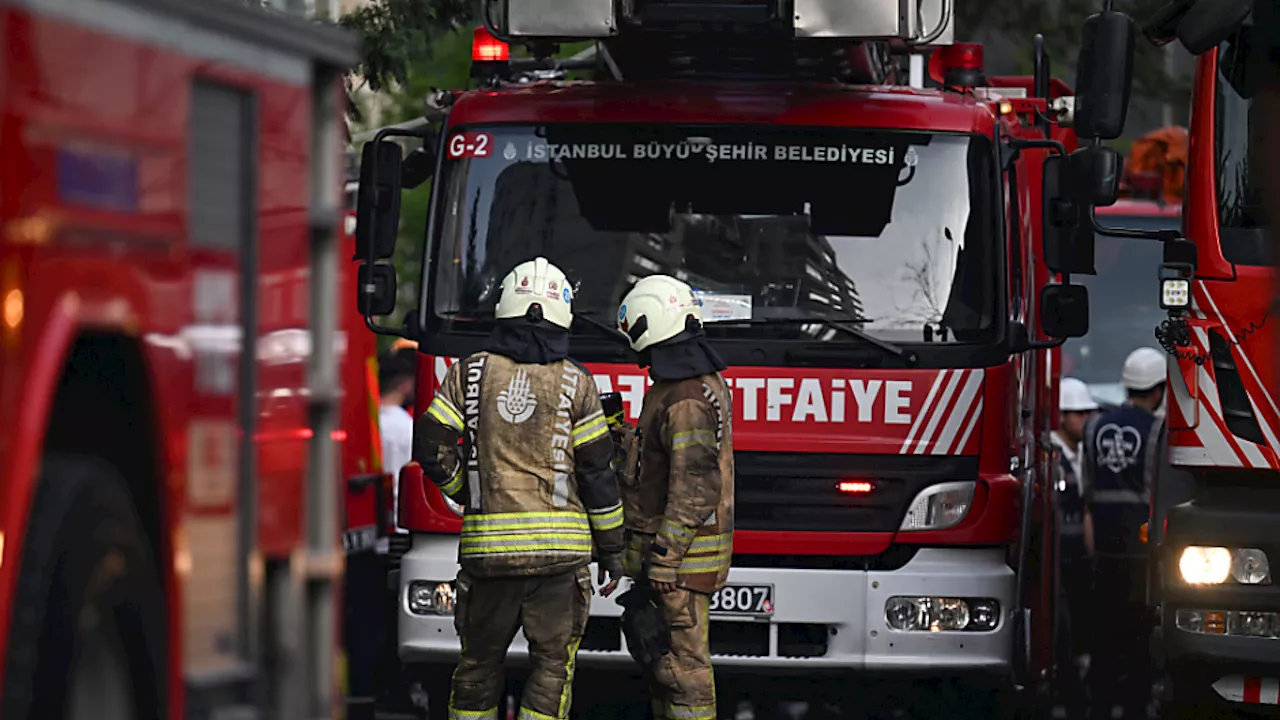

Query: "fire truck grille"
left=732, top=451, right=979, bottom=533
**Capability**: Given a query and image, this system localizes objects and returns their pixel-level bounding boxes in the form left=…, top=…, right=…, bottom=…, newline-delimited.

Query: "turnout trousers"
left=449, top=566, right=593, bottom=720
left=644, top=588, right=716, bottom=720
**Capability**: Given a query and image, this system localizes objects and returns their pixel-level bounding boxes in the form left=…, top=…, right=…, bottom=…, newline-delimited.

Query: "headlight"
left=1178, top=546, right=1271, bottom=585
left=884, top=597, right=1000, bottom=632
left=899, top=481, right=976, bottom=531
left=407, top=580, right=457, bottom=615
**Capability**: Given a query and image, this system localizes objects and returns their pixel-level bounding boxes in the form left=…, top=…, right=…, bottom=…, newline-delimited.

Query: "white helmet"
left=1122, top=347, right=1167, bottom=391
left=495, top=257, right=574, bottom=329
left=1059, top=377, right=1099, bottom=412
left=617, top=275, right=703, bottom=352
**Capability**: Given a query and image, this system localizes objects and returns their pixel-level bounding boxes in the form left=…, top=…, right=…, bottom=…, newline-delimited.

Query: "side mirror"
left=1069, top=145, right=1122, bottom=206
left=1042, top=154, right=1097, bottom=275
left=1074, top=10, right=1136, bottom=140
left=357, top=263, right=398, bottom=317
left=1040, top=284, right=1090, bottom=339
left=1176, top=0, right=1251, bottom=55
left=355, top=140, right=403, bottom=262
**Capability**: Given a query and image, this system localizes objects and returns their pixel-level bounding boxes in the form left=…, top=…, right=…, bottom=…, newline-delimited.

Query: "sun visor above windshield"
left=539, top=124, right=922, bottom=237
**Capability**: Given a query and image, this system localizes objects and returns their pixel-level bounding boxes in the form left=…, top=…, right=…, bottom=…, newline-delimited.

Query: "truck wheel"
left=1, top=455, right=166, bottom=720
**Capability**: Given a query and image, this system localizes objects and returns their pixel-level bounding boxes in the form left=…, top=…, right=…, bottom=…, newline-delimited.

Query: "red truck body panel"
left=0, top=1, right=347, bottom=712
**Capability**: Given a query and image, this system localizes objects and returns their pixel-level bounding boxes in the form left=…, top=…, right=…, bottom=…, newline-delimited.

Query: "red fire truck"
left=352, top=1, right=1128, bottom=715
left=1141, top=3, right=1279, bottom=719
left=0, top=0, right=356, bottom=717
left=1085, top=2, right=1280, bottom=717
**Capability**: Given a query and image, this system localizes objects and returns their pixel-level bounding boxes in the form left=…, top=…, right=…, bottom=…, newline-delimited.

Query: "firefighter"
left=1052, top=377, right=1098, bottom=719
left=1081, top=347, right=1167, bottom=720
left=413, top=257, right=627, bottom=720
left=613, top=275, right=734, bottom=720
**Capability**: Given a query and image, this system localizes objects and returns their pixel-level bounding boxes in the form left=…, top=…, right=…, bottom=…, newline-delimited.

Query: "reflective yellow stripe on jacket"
left=677, top=533, right=732, bottom=576
left=427, top=394, right=465, bottom=432
left=572, top=411, right=609, bottom=448
left=459, top=511, right=593, bottom=558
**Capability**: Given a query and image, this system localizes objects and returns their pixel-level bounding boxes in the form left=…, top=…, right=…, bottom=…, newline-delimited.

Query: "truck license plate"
left=709, top=584, right=774, bottom=616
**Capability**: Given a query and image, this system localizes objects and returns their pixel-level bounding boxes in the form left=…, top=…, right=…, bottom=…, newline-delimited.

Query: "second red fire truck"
left=352, top=0, right=1133, bottom=715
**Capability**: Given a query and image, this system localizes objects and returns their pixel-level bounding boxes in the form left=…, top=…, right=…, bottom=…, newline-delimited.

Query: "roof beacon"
left=473, top=26, right=510, bottom=62
left=929, top=42, right=986, bottom=90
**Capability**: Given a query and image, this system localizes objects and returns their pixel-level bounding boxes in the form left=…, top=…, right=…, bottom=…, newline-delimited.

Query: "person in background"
left=1052, top=377, right=1098, bottom=720
left=379, top=346, right=417, bottom=492
left=1081, top=348, right=1167, bottom=720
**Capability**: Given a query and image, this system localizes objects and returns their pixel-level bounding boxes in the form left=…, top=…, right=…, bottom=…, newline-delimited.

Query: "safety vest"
left=619, top=372, right=735, bottom=594
left=1082, top=405, right=1163, bottom=558
left=425, top=352, right=625, bottom=578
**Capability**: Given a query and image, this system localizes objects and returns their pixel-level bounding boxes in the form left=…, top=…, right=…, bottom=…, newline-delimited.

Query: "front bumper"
left=397, top=535, right=1014, bottom=674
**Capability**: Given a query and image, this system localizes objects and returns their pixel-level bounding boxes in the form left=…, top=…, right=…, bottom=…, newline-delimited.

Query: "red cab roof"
left=447, top=81, right=1004, bottom=134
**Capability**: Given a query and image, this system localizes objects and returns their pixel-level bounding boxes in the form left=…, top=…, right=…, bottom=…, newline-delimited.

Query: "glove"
left=600, top=553, right=625, bottom=584
left=617, top=584, right=671, bottom=667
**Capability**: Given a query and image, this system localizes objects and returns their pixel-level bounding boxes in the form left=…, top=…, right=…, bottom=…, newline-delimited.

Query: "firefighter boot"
left=648, top=589, right=716, bottom=720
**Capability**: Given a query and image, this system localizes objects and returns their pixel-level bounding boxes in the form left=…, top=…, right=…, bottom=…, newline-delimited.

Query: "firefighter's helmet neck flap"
left=618, top=275, right=726, bottom=382
left=487, top=257, right=572, bottom=365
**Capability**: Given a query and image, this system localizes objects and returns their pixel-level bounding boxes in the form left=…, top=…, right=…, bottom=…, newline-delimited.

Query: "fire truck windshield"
left=427, top=124, right=1000, bottom=346
left=1062, top=213, right=1179, bottom=406
left=1216, top=33, right=1269, bottom=266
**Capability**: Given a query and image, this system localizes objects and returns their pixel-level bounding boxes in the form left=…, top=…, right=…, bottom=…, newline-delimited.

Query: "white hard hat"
left=1059, top=377, right=1099, bottom=412
left=1122, top=347, right=1167, bottom=391
left=617, top=275, right=703, bottom=352
left=495, top=257, right=573, bottom=329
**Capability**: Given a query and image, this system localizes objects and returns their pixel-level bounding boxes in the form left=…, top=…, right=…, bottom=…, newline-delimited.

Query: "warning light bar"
left=837, top=480, right=874, bottom=495
left=472, top=26, right=509, bottom=63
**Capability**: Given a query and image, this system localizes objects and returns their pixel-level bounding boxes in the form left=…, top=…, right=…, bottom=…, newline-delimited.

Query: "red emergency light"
left=837, top=480, right=874, bottom=495
left=928, top=43, right=986, bottom=89
left=472, top=27, right=509, bottom=63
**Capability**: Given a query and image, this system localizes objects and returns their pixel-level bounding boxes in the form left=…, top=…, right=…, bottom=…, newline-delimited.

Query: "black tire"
left=1, top=454, right=166, bottom=720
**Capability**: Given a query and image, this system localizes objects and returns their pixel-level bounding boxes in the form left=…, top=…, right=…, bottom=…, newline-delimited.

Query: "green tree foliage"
left=338, top=0, right=475, bottom=93
left=956, top=0, right=1188, bottom=105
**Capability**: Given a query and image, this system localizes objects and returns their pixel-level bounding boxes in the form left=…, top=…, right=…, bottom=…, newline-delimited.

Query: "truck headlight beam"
left=1178, top=546, right=1271, bottom=585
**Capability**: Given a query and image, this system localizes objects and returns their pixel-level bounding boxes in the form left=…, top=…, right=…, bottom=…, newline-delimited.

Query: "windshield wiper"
left=722, top=318, right=918, bottom=366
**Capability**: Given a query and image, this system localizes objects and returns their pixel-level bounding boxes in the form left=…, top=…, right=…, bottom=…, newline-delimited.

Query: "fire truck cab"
left=352, top=0, right=1134, bottom=716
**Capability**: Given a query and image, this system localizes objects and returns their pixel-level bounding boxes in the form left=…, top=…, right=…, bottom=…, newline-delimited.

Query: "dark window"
left=1215, top=33, right=1271, bottom=266
left=1062, top=214, right=1178, bottom=406
left=424, top=124, right=1001, bottom=350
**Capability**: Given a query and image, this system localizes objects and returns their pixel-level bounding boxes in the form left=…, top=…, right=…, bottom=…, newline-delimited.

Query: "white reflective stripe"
left=914, top=369, right=963, bottom=454
left=901, top=370, right=948, bottom=453
left=933, top=369, right=983, bottom=455
left=9, top=0, right=311, bottom=85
